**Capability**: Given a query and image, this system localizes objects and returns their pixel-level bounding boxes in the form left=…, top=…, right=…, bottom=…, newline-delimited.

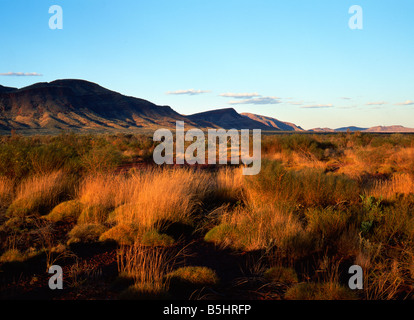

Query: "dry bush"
left=111, top=169, right=211, bottom=231
left=0, top=176, right=14, bottom=214
left=165, top=266, right=220, bottom=289
left=117, top=243, right=175, bottom=299
left=205, top=203, right=310, bottom=255
left=369, top=173, right=414, bottom=200
left=76, top=173, right=136, bottom=224
left=244, top=160, right=360, bottom=208
left=6, top=171, right=73, bottom=218
left=78, top=174, right=132, bottom=210
left=214, top=167, right=244, bottom=203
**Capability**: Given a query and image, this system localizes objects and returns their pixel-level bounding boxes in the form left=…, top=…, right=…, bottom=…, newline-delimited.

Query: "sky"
left=0, top=0, right=413, bottom=130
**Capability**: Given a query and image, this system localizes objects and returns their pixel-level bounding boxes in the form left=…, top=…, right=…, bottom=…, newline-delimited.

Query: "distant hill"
left=310, top=125, right=414, bottom=133
left=187, top=108, right=278, bottom=131
left=241, top=113, right=304, bottom=131
left=364, top=126, right=414, bottom=133
left=309, top=128, right=336, bottom=133
left=1, top=79, right=412, bottom=135
left=0, top=80, right=303, bottom=134
left=0, top=79, right=193, bottom=134
left=334, top=126, right=368, bottom=132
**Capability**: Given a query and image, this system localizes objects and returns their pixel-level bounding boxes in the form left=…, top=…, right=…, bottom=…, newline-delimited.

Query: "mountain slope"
left=0, top=79, right=192, bottom=133
left=334, top=126, right=368, bottom=132
left=187, top=108, right=277, bottom=130
left=365, top=125, right=414, bottom=133
left=241, top=112, right=304, bottom=131
left=0, top=85, right=17, bottom=94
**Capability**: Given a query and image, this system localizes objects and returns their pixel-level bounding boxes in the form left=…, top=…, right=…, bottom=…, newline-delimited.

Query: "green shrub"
left=204, top=224, right=243, bottom=248
left=6, top=196, right=44, bottom=218
left=67, top=223, right=107, bottom=245
left=141, top=230, right=175, bottom=247
left=45, top=200, right=83, bottom=223
left=305, top=206, right=354, bottom=239
left=99, top=223, right=139, bottom=245
left=77, top=204, right=110, bottom=224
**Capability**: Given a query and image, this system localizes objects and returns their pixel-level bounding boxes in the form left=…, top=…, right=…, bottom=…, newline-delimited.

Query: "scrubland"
left=1, top=132, right=414, bottom=300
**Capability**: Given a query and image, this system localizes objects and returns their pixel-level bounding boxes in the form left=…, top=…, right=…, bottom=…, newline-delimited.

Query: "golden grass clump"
left=165, top=266, right=220, bottom=289
left=67, top=223, right=107, bottom=245
left=205, top=203, right=309, bottom=254
left=99, top=223, right=139, bottom=246
left=45, top=200, right=83, bottom=223
left=369, top=173, right=414, bottom=200
left=6, top=171, right=72, bottom=218
left=111, top=169, right=211, bottom=231
left=117, top=243, right=174, bottom=299
left=263, top=266, right=298, bottom=285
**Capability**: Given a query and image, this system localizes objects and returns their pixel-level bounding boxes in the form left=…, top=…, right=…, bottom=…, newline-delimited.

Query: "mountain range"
left=0, top=79, right=413, bottom=134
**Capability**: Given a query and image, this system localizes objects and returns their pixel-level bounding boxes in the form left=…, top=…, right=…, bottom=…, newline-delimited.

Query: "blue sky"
left=0, top=0, right=413, bottom=130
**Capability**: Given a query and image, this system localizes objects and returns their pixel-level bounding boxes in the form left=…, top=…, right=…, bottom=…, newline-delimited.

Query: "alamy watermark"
left=49, top=5, right=63, bottom=30
left=48, top=265, right=63, bottom=290
left=153, top=121, right=262, bottom=175
left=349, top=5, right=363, bottom=30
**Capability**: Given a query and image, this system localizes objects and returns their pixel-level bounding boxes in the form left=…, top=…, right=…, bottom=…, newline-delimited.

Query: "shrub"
left=204, top=204, right=311, bottom=255
left=80, top=143, right=122, bottom=174
left=112, top=169, right=211, bottom=229
left=284, top=282, right=357, bottom=300
left=305, top=206, right=354, bottom=240
left=141, top=230, right=175, bottom=247
left=6, top=171, right=73, bottom=218
left=77, top=204, right=110, bottom=225
left=67, top=223, right=107, bottom=245
left=99, top=223, right=139, bottom=245
left=0, top=248, right=25, bottom=263
left=165, top=266, right=220, bottom=289
left=118, top=283, right=170, bottom=300
left=0, top=176, right=14, bottom=208
left=264, top=266, right=298, bottom=285
left=244, top=160, right=360, bottom=207
left=6, top=196, right=45, bottom=218
left=204, top=224, right=243, bottom=248
left=117, top=244, right=173, bottom=298
left=45, top=200, right=83, bottom=223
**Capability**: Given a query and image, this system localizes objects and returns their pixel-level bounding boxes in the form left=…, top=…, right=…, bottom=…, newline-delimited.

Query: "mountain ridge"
left=1, top=79, right=413, bottom=134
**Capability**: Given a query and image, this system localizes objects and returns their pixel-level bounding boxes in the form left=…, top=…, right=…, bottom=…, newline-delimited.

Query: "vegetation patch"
left=45, top=200, right=83, bottom=223
left=284, top=282, right=358, bottom=300
left=67, top=223, right=107, bottom=245
left=141, top=230, right=176, bottom=247
left=165, top=266, right=220, bottom=289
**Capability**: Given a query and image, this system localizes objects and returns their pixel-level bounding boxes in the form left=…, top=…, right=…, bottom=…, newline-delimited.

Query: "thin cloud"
left=340, top=97, right=352, bottom=100
left=286, top=100, right=304, bottom=106
left=365, top=101, right=387, bottom=106
left=301, top=104, right=334, bottom=109
left=220, top=92, right=260, bottom=99
left=0, top=72, right=42, bottom=76
left=166, top=89, right=211, bottom=96
left=395, top=100, right=414, bottom=106
left=228, top=96, right=281, bottom=105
